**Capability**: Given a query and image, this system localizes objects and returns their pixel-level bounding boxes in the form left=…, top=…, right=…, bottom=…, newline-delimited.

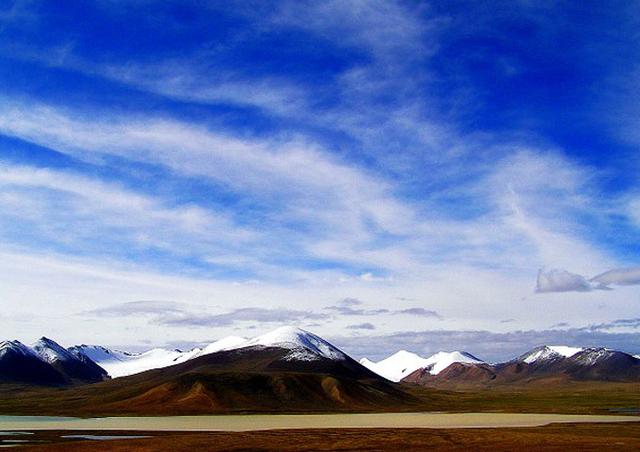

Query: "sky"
left=0, top=0, right=639, bottom=362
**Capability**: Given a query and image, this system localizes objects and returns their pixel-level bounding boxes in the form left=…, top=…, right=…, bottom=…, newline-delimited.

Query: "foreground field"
left=406, top=381, right=640, bottom=415
left=12, top=423, right=640, bottom=451
left=0, top=380, right=638, bottom=416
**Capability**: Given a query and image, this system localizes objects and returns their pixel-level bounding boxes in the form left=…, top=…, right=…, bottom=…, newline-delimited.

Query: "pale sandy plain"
left=0, top=413, right=638, bottom=432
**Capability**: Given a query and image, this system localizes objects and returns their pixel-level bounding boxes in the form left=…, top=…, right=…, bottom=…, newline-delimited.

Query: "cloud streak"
left=324, top=299, right=441, bottom=319
left=333, top=327, right=640, bottom=363
left=536, top=266, right=640, bottom=293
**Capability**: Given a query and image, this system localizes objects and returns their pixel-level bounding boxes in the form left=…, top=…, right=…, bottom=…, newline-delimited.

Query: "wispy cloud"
left=82, top=300, right=185, bottom=317
left=80, top=300, right=330, bottom=328
left=592, top=267, right=640, bottom=287
left=324, top=298, right=389, bottom=316
left=324, top=299, right=441, bottom=319
left=157, top=307, right=329, bottom=328
left=396, top=308, right=441, bottom=319
left=346, top=322, right=375, bottom=331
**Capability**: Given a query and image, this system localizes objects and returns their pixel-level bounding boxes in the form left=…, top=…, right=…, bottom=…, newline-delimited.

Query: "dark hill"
left=0, top=341, right=67, bottom=386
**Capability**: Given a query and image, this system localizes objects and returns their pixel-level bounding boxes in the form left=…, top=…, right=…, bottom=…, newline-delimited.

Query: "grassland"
left=13, top=423, right=640, bottom=451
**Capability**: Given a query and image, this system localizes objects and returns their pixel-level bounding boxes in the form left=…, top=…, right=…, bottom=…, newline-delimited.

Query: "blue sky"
left=0, top=0, right=639, bottom=360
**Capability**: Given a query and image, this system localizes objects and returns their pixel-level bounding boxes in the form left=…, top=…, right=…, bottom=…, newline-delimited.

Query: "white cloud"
left=0, top=163, right=255, bottom=258
left=536, top=266, right=640, bottom=293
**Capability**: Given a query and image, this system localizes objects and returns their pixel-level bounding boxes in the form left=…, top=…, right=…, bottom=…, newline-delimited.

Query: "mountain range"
left=1, top=328, right=639, bottom=393
left=0, top=337, right=108, bottom=386
left=0, top=327, right=418, bottom=415
left=400, top=345, right=640, bottom=388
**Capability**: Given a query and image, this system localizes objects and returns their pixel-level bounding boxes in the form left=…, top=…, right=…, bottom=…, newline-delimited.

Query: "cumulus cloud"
left=535, top=268, right=595, bottom=293
left=536, top=266, right=640, bottom=293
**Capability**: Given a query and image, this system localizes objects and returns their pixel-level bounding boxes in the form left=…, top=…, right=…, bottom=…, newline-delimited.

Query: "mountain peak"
left=518, top=345, right=583, bottom=364
left=423, top=351, right=484, bottom=375
left=0, top=340, right=35, bottom=358
left=243, top=326, right=347, bottom=361
left=32, top=337, right=77, bottom=363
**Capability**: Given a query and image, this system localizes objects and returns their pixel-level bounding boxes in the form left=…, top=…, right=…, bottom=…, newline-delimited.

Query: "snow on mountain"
left=203, top=335, right=248, bottom=353
left=32, top=337, right=78, bottom=364
left=425, top=351, right=484, bottom=375
left=360, top=351, right=429, bottom=382
left=360, top=350, right=483, bottom=382
left=242, top=326, right=347, bottom=361
left=103, top=348, right=185, bottom=378
left=0, top=340, right=36, bottom=358
left=68, top=345, right=137, bottom=364
left=519, top=345, right=583, bottom=364
left=571, top=347, right=621, bottom=366
left=174, top=336, right=248, bottom=363
left=72, top=328, right=348, bottom=377
left=359, top=357, right=377, bottom=368
left=71, top=336, right=249, bottom=378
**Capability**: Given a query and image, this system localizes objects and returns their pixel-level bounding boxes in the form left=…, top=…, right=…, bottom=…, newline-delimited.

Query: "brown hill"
left=0, top=346, right=424, bottom=416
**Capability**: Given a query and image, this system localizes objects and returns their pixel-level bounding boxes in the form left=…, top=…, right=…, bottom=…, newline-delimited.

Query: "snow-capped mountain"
left=359, top=351, right=428, bottom=382
left=72, top=327, right=353, bottom=378
left=0, top=340, right=37, bottom=358
left=33, top=337, right=83, bottom=363
left=517, top=345, right=583, bottom=364
left=242, top=326, right=347, bottom=361
left=405, top=344, right=640, bottom=388
left=360, top=350, right=484, bottom=382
